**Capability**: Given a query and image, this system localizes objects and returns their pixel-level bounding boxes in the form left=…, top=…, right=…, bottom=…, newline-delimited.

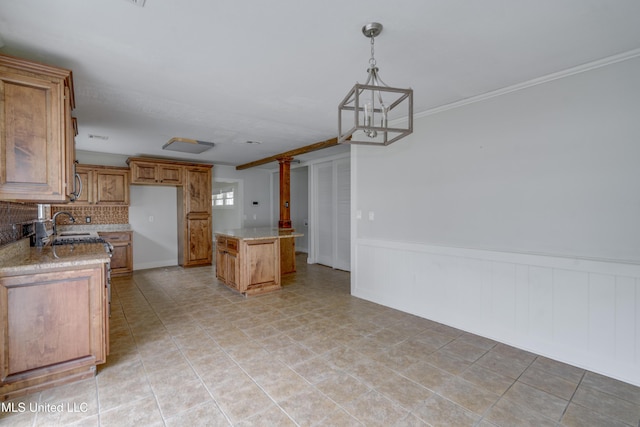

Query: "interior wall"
left=213, top=165, right=272, bottom=228
left=129, top=185, right=178, bottom=270
left=212, top=180, right=241, bottom=232
left=352, top=54, right=640, bottom=385
left=355, top=55, right=640, bottom=262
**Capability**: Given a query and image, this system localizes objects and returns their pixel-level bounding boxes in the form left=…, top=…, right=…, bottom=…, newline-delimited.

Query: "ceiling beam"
left=235, top=137, right=340, bottom=170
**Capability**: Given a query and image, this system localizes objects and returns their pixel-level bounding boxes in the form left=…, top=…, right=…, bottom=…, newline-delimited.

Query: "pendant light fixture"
left=338, top=22, right=413, bottom=146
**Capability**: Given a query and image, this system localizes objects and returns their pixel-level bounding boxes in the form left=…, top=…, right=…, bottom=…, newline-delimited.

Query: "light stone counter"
left=215, top=227, right=302, bottom=241
left=58, top=223, right=133, bottom=233
left=0, top=238, right=110, bottom=276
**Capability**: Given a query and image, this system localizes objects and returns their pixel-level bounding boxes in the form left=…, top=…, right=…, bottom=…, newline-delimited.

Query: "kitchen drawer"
left=98, top=231, right=131, bottom=241
left=226, top=238, right=239, bottom=252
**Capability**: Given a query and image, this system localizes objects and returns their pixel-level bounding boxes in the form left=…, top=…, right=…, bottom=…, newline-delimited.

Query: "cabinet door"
left=227, top=250, right=238, bottom=289
left=185, top=215, right=212, bottom=266
left=129, top=161, right=159, bottom=184
left=0, top=70, right=67, bottom=201
left=158, top=164, right=183, bottom=185
left=216, top=244, right=227, bottom=282
left=99, top=232, right=133, bottom=275
left=74, top=167, right=93, bottom=204
left=64, top=86, right=76, bottom=200
left=109, top=241, right=132, bottom=275
left=94, top=169, right=129, bottom=205
left=0, top=267, right=106, bottom=390
left=185, top=166, right=211, bottom=214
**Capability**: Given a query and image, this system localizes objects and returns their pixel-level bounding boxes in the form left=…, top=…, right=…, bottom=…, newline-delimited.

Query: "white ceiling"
left=1, top=0, right=640, bottom=168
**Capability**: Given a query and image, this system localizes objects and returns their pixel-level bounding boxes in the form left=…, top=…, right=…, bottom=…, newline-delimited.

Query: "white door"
left=316, top=161, right=334, bottom=266
left=311, top=157, right=351, bottom=271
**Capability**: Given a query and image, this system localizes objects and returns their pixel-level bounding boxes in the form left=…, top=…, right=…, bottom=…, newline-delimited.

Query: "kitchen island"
left=0, top=239, right=111, bottom=400
left=215, top=228, right=302, bottom=296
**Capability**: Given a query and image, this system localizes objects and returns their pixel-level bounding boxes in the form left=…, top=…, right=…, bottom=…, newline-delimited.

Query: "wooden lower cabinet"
left=216, top=236, right=280, bottom=296
left=99, top=231, right=133, bottom=276
left=216, top=237, right=239, bottom=289
left=183, top=215, right=212, bottom=266
left=0, top=264, right=109, bottom=400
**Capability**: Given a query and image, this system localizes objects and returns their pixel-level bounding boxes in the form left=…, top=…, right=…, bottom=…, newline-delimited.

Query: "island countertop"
left=215, top=227, right=303, bottom=241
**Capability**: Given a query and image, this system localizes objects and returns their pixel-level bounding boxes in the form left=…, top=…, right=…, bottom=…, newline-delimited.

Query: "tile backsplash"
left=50, top=206, right=129, bottom=225
left=0, top=201, right=38, bottom=247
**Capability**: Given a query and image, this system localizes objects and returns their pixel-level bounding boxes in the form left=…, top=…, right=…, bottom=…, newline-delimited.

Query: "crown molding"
left=415, top=48, right=640, bottom=119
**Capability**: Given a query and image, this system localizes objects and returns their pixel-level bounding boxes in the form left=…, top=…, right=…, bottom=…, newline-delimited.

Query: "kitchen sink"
left=53, top=230, right=104, bottom=245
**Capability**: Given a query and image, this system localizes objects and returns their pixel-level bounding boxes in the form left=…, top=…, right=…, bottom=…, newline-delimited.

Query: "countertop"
left=0, top=239, right=111, bottom=276
left=58, top=224, right=133, bottom=233
left=215, top=227, right=303, bottom=241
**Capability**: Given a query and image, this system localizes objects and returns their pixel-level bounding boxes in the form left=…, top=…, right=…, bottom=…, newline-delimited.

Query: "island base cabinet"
left=243, top=239, right=281, bottom=296
left=0, top=266, right=107, bottom=400
left=216, top=236, right=280, bottom=297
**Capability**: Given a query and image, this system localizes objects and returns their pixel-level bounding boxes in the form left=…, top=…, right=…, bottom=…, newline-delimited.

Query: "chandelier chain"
left=369, top=36, right=376, bottom=68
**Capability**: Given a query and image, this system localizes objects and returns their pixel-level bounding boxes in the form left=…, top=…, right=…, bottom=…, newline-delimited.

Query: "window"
left=213, top=189, right=234, bottom=207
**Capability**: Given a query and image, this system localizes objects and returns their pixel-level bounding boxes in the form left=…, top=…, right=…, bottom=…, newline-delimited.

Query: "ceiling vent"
left=162, top=137, right=215, bottom=154
left=124, top=0, right=146, bottom=7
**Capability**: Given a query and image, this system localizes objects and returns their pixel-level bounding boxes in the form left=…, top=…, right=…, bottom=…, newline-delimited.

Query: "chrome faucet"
left=52, top=211, right=76, bottom=235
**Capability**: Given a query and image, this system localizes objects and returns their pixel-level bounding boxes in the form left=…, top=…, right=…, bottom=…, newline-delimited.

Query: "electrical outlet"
left=85, top=216, right=91, bottom=223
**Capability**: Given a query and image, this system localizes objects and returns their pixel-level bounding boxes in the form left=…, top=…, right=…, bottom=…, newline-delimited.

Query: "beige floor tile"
left=439, top=339, right=491, bottom=363
left=571, top=383, right=640, bottom=426
left=412, top=394, right=480, bottom=426
left=581, top=371, right=640, bottom=404
left=475, top=350, right=532, bottom=379
left=153, top=377, right=213, bottom=419
left=403, top=360, right=455, bottom=391
left=519, top=365, right=579, bottom=400
left=503, top=381, right=568, bottom=421
left=436, top=377, right=501, bottom=414
left=560, top=402, right=629, bottom=427
left=251, top=364, right=312, bottom=403
left=209, top=377, right=274, bottom=424
left=315, top=370, right=371, bottom=405
left=99, top=395, right=164, bottom=427
left=460, top=363, right=515, bottom=395
left=426, top=351, right=473, bottom=375
left=291, top=356, right=342, bottom=384
left=319, top=408, right=366, bottom=426
left=233, top=404, right=296, bottom=427
left=279, top=387, right=340, bottom=426
left=165, top=401, right=231, bottom=427
left=484, top=397, right=559, bottom=427
left=97, top=373, right=154, bottom=412
left=529, top=356, right=585, bottom=384
left=375, top=373, right=433, bottom=411
left=341, top=390, right=409, bottom=427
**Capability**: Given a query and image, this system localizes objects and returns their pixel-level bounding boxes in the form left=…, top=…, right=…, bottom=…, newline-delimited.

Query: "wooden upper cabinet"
left=185, top=166, right=212, bottom=215
left=128, top=158, right=183, bottom=185
left=70, top=165, right=129, bottom=205
left=0, top=54, right=76, bottom=202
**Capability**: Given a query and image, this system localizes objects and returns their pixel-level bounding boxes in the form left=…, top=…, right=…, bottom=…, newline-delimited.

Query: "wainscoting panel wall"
left=353, top=239, right=640, bottom=386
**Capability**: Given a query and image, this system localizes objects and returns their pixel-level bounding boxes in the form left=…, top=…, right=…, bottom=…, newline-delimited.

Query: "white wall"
left=129, top=185, right=178, bottom=269
left=213, top=164, right=272, bottom=228
left=212, top=180, right=241, bottom=232
left=352, top=53, right=640, bottom=385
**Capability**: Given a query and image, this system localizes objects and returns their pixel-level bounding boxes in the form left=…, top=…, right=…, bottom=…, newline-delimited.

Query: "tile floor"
left=2, top=255, right=640, bottom=426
